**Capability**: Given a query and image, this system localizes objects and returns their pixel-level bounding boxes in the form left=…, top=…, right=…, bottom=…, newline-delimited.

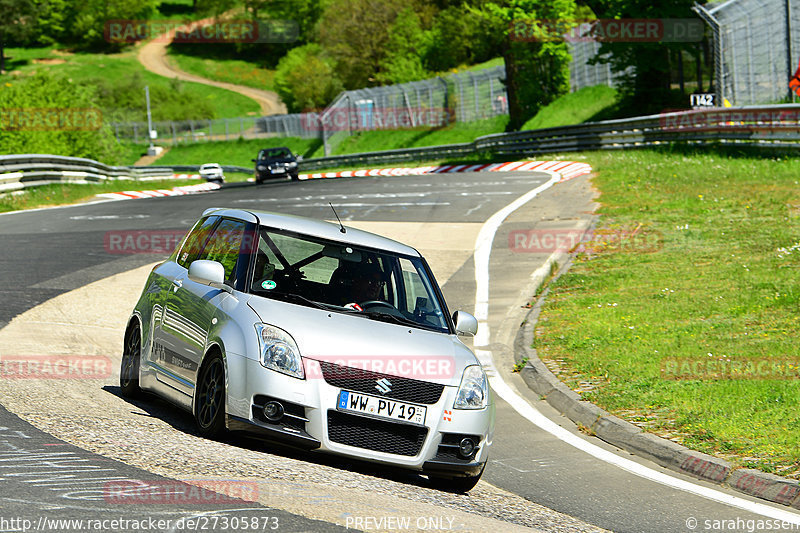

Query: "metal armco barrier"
left=299, top=105, right=800, bottom=171
left=0, top=154, right=176, bottom=193
left=6, top=106, right=800, bottom=185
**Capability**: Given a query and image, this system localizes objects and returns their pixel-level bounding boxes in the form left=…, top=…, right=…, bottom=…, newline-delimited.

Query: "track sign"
left=690, top=93, right=716, bottom=108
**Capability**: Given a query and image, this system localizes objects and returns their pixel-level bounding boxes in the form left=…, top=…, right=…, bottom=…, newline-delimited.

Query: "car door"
left=158, top=217, right=248, bottom=394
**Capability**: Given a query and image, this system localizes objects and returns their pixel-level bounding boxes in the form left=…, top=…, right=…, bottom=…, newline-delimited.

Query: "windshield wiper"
left=362, top=310, right=441, bottom=332
left=260, top=291, right=331, bottom=311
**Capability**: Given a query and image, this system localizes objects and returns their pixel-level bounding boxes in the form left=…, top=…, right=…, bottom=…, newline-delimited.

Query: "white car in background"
left=120, top=208, right=494, bottom=492
left=199, top=163, right=225, bottom=183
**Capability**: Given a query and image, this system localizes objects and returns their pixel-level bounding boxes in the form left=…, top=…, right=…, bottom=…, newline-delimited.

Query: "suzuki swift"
left=120, top=207, right=494, bottom=491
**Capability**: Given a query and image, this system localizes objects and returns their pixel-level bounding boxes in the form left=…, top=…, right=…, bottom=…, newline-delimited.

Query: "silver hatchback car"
left=120, top=208, right=494, bottom=491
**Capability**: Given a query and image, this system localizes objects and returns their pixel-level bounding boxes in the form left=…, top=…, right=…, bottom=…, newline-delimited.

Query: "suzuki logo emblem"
left=375, top=378, right=392, bottom=394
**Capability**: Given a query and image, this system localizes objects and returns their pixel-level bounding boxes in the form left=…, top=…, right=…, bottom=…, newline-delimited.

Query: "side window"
left=197, top=218, right=246, bottom=284
left=177, top=216, right=218, bottom=268
left=399, top=258, right=429, bottom=315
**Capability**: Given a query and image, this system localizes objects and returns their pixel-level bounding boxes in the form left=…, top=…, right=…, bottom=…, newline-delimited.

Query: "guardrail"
left=6, top=106, right=800, bottom=188
left=298, top=105, right=800, bottom=171
left=0, top=154, right=176, bottom=194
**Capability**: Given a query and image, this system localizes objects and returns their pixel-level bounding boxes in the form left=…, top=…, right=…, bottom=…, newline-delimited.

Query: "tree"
left=243, top=0, right=324, bottom=44
left=317, top=0, right=403, bottom=88
left=0, top=0, right=37, bottom=73
left=472, top=0, right=577, bottom=131
left=375, top=8, right=431, bottom=84
left=583, top=0, right=698, bottom=113
left=273, top=43, right=343, bottom=112
left=69, top=0, right=158, bottom=50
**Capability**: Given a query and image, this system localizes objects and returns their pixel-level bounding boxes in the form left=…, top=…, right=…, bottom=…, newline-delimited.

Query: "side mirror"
left=296, top=155, right=304, bottom=162
left=452, top=311, right=478, bottom=336
left=251, top=159, right=257, bottom=163
left=188, top=260, right=226, bottom=288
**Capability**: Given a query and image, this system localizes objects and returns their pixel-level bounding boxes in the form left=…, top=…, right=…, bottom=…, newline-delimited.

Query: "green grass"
left=450, top=57, right=505, bottom=74
left=535, top=148, right=800, bottom=478
left=327, top=115, right=509, bottom=156
left=153, top=0, right=205, bottom=20
left=154, top=117, right=507, bottom=165
left=522, top=85, right=619, bottom=131
left=0, top=177, right=206, bottom=213
left=152, top=137, right=322, bottom=166
left=4, top=48, right=259, bottom=120
left=118, top=142, right=150, bottom=165
left=167, top=49, right=276, bottom=92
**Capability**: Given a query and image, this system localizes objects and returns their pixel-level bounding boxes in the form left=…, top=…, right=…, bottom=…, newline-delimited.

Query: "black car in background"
left=253, top=147, right=300, bottom=183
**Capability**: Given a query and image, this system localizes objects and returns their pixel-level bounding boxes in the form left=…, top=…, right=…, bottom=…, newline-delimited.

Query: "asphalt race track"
left=1, top=171, right=798, bottom=533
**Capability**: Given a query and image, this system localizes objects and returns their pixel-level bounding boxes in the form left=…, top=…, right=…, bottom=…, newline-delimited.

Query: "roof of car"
left=202, top=208, right=421, bottom=257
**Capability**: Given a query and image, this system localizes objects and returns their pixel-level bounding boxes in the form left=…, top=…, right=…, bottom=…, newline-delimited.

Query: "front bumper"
left=225, top=354, right=493, bottom=473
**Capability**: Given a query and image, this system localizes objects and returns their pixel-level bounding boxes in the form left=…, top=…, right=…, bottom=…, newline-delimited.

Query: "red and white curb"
left=299, top=160, right=593, bottom=182
left=95, top=162, right=592, bottom=201
left=96, top=181, right=219, bottom=201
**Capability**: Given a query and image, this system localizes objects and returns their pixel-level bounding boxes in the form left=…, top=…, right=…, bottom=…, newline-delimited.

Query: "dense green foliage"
left=0, top=73, right=122, bottom=162
left=1, top=0, right=715, bottom=131
left=274, top=44, right=342, bottom=112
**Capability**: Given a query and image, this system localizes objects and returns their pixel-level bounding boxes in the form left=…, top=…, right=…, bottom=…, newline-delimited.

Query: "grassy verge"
left=535, top=148, right=800, bottom=478
left=522, top=85, right=619, bottom=130
left=151, top=117, right=507, bottom=166
left=4, top=48, right=259, bottom=120
left=167, top=49, right=275, bottom=92
left=324, top=115, right=509, bottom=157
left=0, top=177, right=209, bottom=213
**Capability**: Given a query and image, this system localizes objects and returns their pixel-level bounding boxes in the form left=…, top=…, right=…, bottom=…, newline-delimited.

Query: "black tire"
left=428, top=464, right=485, bottom=493
left=120, top=323, right=142, bottom=398
left=290, top=172, right=299, bottom=181
left=194, top=352, right=227, bottom=439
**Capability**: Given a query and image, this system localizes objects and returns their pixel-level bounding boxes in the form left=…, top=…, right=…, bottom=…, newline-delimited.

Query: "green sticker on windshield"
left=261, top=280, right=277, bottom=290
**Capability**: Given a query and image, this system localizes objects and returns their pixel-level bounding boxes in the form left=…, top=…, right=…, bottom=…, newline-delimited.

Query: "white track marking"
left=473, top=173, right=800, bottom=523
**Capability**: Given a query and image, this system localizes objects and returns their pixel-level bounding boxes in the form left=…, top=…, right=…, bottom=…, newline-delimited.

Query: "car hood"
left=247, top=296, right=478, bottom=386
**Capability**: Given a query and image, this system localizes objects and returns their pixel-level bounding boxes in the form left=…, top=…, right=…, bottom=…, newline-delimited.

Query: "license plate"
left=337, top=390, right=426, bottom=425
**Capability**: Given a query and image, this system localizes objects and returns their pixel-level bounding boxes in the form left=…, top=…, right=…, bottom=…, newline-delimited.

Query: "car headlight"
left=454, top=365, right=488, bottom=409
left=254, top=324, right=304, bottom=379
left=257, top=165, right=266, bottom=171
left=288, top=162, right=298, bottom=168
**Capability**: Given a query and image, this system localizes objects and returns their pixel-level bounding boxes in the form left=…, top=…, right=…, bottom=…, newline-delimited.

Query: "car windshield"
left=248, top=227, right=449, bottom=333
left=259, top=148, right=291, bottom=159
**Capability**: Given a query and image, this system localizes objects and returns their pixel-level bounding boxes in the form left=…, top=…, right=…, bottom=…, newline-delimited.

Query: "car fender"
left=201, top=295, right=258, bottom=419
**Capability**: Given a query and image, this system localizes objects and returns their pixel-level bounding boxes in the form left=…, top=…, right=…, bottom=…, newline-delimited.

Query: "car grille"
left=318, top=360, right=444, bottom=405
left=327, top=411, right=428, bottom=456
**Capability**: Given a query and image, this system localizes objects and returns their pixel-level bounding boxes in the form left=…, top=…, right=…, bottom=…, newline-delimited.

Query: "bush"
left=274, top=44, right=343, bottom=112
left=0, top=73, right=122, bottom=163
